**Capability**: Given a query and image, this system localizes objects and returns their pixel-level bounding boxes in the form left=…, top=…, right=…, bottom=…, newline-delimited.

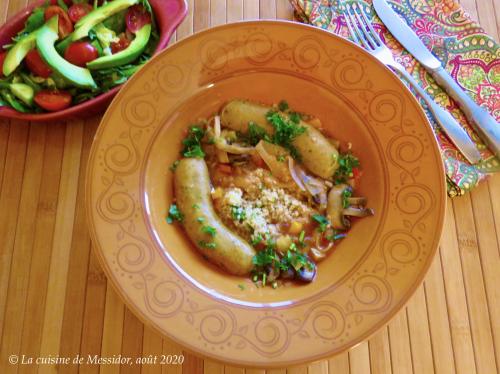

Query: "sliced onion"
left=310, top=247, right=326, bottom=261
left=213, top=115, right=254, bottom=155
left=315, top=233, right=335, bottom=251
left=309, top=233, right=335, bottom=261
left=294, top=164, right=327, bottom=207
left=288, top=157, right=306, bottom=191
left=214, top=115, right=221, bottom=137
left=255, top=140, right=290, bottom=181
left=216, top=148, right=230, bottom=163
left=211, top=116, right=229, bottom=162
left=215, top=138, right=254, bottom=154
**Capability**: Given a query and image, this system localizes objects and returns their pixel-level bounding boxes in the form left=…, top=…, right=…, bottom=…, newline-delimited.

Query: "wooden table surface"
left=1, top=0, right=499, bottom=373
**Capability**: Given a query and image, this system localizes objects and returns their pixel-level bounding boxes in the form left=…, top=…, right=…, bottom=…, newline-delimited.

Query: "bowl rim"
left=85, top=19, right=447, bottom=367
left=0, top=0, right=188, bottom=121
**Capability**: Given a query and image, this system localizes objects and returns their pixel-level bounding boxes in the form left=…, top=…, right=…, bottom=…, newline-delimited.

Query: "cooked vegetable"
left=174, top=158, right=256, bottom=275
left=254, top=140, right=290, bottom=182
left=296, top=263, right=316, bottom=282
left=327, top=184, right=373, bottom=230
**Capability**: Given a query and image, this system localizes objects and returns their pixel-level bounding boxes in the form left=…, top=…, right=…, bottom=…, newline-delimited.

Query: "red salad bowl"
left=0, top=0, right=187, bottom=121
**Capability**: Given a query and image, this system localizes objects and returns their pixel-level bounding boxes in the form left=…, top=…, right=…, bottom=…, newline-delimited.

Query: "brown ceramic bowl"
left=86, top=20, right=446, bottom=367
left=0, top=0, right=187, bottom=121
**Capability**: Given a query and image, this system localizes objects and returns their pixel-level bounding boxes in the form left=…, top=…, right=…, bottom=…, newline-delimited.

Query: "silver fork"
left=343, top=3, right=481, bottom=164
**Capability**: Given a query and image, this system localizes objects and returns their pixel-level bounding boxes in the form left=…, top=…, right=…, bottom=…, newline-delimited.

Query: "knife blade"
left=373, top=0, right=500, bottom=158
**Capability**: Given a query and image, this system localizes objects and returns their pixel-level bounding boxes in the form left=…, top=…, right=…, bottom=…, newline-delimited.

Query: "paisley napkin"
left=289, top=0, right=500, bottom=196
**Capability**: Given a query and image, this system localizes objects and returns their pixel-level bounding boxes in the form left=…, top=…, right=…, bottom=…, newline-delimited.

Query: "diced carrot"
left=288, top=221, right=303, bottom=235
left=217, top=164, right=233, bottom=174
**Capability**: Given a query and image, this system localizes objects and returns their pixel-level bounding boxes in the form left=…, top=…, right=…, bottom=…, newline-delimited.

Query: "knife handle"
left=431, top=66, right=500, bottom=157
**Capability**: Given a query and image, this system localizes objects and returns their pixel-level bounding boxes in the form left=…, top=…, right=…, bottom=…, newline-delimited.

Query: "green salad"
left=0, top=0, right=158, bottom=113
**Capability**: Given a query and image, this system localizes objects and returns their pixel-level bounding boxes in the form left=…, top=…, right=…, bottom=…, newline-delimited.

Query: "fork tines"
left=343, top=3, right=382, bottom=50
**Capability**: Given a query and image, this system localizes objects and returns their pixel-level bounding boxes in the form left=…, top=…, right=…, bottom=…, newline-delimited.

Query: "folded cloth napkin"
left=289, top=0, right=499, bottom=197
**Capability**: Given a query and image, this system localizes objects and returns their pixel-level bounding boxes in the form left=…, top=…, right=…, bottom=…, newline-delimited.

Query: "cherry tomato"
left=25, top=49, right=52, bottom=78
left=110, top=35, right=131, bottom=54
left=34, top=90, right=72, bottom=112
left=125, top=5, right=151, bottom=33
left=68, top=3, right=93, bottom=23
left=44, top=6, right=74, bottom=38
left=0, top=52, right=6, bottom=77
left=64, top=41, right=98, bottom=67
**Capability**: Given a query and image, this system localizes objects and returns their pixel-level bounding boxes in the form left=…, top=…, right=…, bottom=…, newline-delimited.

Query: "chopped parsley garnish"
left=334, top=153, right=360, bottom=183
left=251, top=238, right=313, bottom=287
left=289, top=112, right=301, bottom=124
left=169, top=160, right=179, bottom=172
left=312, top=214, right=329, bottom=232
left=250, top=233, right=263, bottom=246
left=196, top=217, right=205, bottom=223
left=231, top=206, right=246, bottom=222
left=265, top=111, right=306, bottom=159
left=181, top=126, right=206, bottom=158
left=281, top=250, right=312, bottom=271
left=278, top=100, right=289, bottom=112
left=198, top=240, right=216, bottom=249
left=276, top=154, right=286, bottom=162
left=247, top=122, right=271, bottom=146
left=167, top=204, right=183, bottom=224
left=342, top=188, right=352, bottom=209
left=192, top=204, right=200, bottom=210
left=201, top=225, right=217, bottom=237
left=252, top=246, right=279, bottom=267
left=238, top=284, right=246, bottom=290
left=326, top=232, right=347, bottom=242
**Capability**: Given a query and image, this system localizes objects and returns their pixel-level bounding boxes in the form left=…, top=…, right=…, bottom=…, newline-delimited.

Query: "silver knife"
left=373, top=0, right=500, bottom=158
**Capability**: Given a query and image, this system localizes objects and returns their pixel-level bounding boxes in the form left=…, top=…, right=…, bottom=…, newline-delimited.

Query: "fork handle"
left=431, top=66, right=500, bottom=158
left=390, top=64, right=481, bottom=164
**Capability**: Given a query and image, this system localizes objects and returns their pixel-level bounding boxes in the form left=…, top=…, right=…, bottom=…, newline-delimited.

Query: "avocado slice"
left=87, top=23, right=151, bottom=70
left=93, top=23, right=119, bottom=54
left=36, top=16, right=97, bottom=89
left=2, top=31, right=37, bottom=76
left=10, top=83, right=34, bottom=106
left=72, top=0, right=138, bottom=41
left=0, top=81, right=34, bottom=107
